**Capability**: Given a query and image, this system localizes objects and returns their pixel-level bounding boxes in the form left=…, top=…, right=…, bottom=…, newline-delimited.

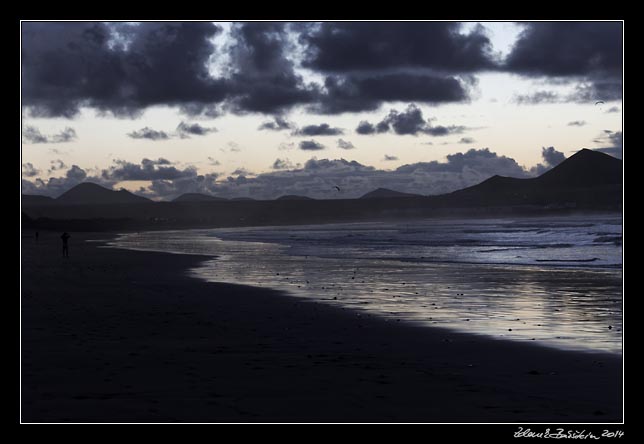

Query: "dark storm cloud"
left=316, top=73, right=470, bottom=114
left=22, top=22, right=229, bottom=118
left=356, top=104, right=467, bottom=137
left=226, top=22, right=320, bottom=114
left=567, top=120, right=587, bottom=127
left=381, top=104, right=430, bottom=135
left=458, top=137, right=476, bottom=144
left=22, top=163, right=40, bottom=177
left=530, top=147, right=566, bottom=175
left=258, top=116, right=294, bottom=131
left=22, top=126, right=77, bottom=144
left=300, top=22, right=496, bottom=73
left=294, top=123, right=344, bottom=136
left=356, top=121, right=376, bottom=135
left=605, top=106, right=620, bottom=113
left=101, top=158, right=197, bottom=181
left=337, top=139, right=355, bottom=149
left=505, top=22, right=622, bottom=78
left=505, top=22, right=622, bottom=103
left=127, top=127, right=170, bottom=140
left=299, top=140, right=325, bottom=150
left=176, top=121, right=217, bottom=137
left=383, top=155, right=398, bottom=161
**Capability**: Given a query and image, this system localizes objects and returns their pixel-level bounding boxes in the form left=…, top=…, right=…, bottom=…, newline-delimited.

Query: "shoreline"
left=21, top=230, right=623, bottom=423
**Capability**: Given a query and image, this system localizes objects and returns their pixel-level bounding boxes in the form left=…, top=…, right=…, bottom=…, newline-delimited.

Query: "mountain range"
left=22, top=149, right=621, bottom=231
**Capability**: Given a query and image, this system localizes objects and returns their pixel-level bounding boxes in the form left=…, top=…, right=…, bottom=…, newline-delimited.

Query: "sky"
left=21, top=21, right=623, bottom=201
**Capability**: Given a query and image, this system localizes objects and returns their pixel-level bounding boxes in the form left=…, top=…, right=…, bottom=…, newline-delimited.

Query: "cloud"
left=299, top=140, right=325, bottom=150
left=300, top=22, right=496, bottom=73
left=176, top=121, right=217, bottom=137
left=567, top=120, right=587, bottom=127
left=294, top=123, right=344, bottom=136
left=592, top=130, right=622, bottom=159
left=207, top=157, right=221, bottom=166
left=101, top=158, right=197, bottom=181
left=22, top=164, right=96, bottom=197
left=48, top=159, right=67, bottom=173
left=530, top=146, right=567, bottom=175
left=226, top=141, right=242, bottom=152
left=22, top=22, right=229, bottom=118
left=225, top=22, right=320, bottom=114
left=272, top=158, right=295, bottom=170
left=383, top=155, right=398, bottom=161
left=258, top=116, right=294, bottom=131
left=22, top=126, right=77, bottom=144
left=127, top=127, right=170, bottom=140
left=337, top=139, right=355, bottom=149
left=425, top=125, right=467, bottom=136
left=278, top=141, right=295, bottom=151
left=458, top=137, right=476, bottom=144
left=316, top=73, right=471, bottom=114
left=356, top=104, right=467, bottom=137
left=381, top=104, right=430, bottom=135
left=20, top=22, right=624, bottom=118
left=541, top=146, right=566, bottom=166
left=22, top=163, right=40, bottom=177
left=231, top=167, right=253, bottom=176
left=505, top=22, right=622, bottom=103
left=513, top=91, right=561, bottom=105
left=141, top=173, right=221, bottom=201
left=505, top=22, right=622, bottom=78
left=605, top=106, right=620, bottom=113
left=356, top=121, right=376, bottom=135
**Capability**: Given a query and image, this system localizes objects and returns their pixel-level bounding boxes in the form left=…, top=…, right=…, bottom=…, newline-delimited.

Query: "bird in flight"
left=334, top=186, right=341, bottom=192
left=595, top=100, right=605, bottom=105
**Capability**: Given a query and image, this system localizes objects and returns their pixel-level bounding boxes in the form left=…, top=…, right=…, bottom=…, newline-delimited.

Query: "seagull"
left=595, top=100, right=605, bottom=105
left=334, top=186, right=341, bottom=192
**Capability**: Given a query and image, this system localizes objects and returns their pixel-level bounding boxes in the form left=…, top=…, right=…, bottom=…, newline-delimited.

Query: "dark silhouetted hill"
left=173, top=193, right=228, bottom=202
left=535, top=148, right=621, bottom=188
left=22, top=194, right=55, bottom=206
left=276, top=195, right=315, bottom=200
left=56, top=183, right=151, bottom=205
left=447, top=149, right=622, bottom=207
left=361, top=188, right=423, bottom=199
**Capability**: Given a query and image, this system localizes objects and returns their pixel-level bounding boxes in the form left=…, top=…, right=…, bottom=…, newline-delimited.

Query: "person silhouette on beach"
left=61, top=232, right=70, bottom=257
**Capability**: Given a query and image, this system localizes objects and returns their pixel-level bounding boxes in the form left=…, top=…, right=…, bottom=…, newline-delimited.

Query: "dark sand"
left=21, top=231, right=622, bottom=423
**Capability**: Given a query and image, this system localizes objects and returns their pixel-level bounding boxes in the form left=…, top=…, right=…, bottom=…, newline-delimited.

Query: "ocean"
left=107, top=213, right=623, bottom=354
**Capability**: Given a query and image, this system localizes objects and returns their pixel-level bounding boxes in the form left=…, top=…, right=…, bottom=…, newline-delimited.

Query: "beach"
left=21, top=230, right=622, bottom=423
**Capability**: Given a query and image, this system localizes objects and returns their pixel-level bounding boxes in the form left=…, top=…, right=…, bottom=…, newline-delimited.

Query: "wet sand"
left=21, top=231, right=622, bottom=423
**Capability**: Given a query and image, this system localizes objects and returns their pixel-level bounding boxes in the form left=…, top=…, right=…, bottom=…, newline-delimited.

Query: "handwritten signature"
left=514, top=427, right=624, bottom=439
